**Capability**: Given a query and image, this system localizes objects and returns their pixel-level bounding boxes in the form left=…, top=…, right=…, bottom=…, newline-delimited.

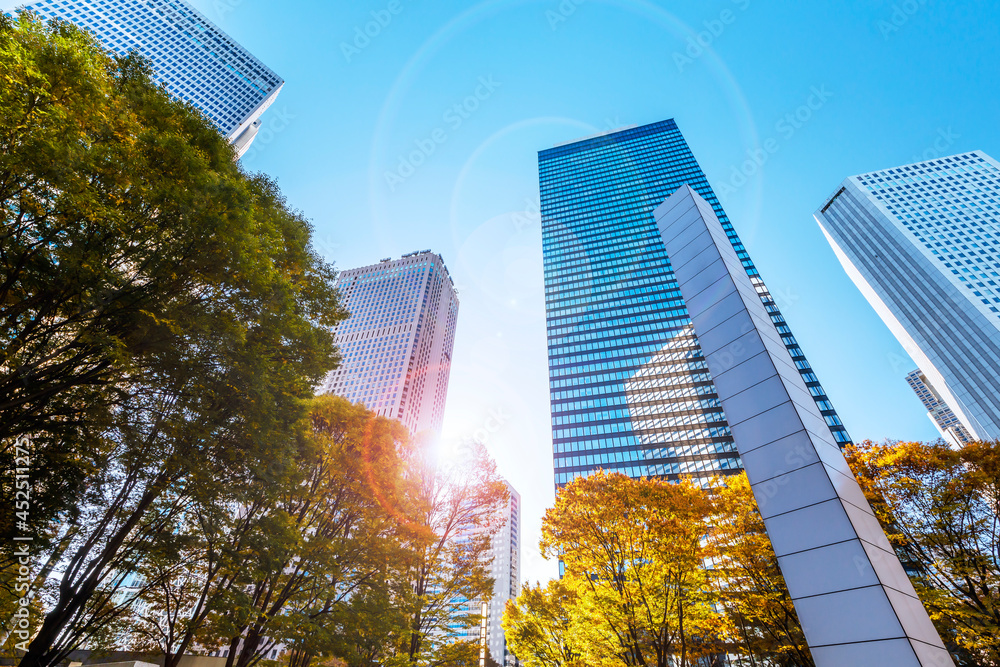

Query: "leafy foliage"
left=709, top=474, right=813, bottom=667
left=399, top=440, right=510, bottom=665
left=509, top=471, right=816, bottom=667
left=540, top=471, right=723, bottom=667
left=847, top=440, right=1000, bottom=665
left=0, top=13, right=343, bottom=666
left=502, top=579, right=578, bottom=667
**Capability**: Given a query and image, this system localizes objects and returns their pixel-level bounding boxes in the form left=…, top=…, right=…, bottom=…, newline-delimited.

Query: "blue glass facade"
left=541, top=119, right=850, bottom=487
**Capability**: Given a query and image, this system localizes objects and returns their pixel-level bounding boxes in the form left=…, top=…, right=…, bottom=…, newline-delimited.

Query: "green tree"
left=113, top=397, right=412, bottom=667
left=0, top=13, right=344, bottom=666
left=502, top=579, right=579, bottom=667
left=541, top=471, right=724, bottom=667
left=846, top=440, right=1000, bottom=665
left=211, top=396, right=414, bottom=667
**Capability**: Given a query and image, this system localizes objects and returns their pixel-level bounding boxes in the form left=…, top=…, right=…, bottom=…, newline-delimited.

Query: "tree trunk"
left=17, top=477, right=168, bottom=667
left=224, top=635, right=241, bottom=667
left=408, top=603, right=423, bottom=664
left=678, top=596, right=687, bottom=667
left=235, top=620, right=267, bottom=667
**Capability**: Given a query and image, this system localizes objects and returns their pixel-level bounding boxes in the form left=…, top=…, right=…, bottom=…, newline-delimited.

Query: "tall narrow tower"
left=318, top=251, right=459, bottom=434
left=1, top=0, right=284, bottom=156
left=488, top=481, right=520, bottom=666
left=816, top=151, right=1000, bottom=442
left=905, top=369, right=974, bottom=448
left=456, top=479, right=521, bottom=666
left=539, top=119, right=850, bottom=488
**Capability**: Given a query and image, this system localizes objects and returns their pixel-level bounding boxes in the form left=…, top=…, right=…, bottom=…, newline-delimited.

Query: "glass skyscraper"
left=816, top=151, right=1000, bottom=442
left=1, top=0, right=283, bottom=157
left=540, top=119, right=850, bottom=487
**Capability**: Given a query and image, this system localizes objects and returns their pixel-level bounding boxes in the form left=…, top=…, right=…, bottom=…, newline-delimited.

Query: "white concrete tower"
left=816, top=151, right=1000, bottom=442
left=658, top=185, right=953, bottom=667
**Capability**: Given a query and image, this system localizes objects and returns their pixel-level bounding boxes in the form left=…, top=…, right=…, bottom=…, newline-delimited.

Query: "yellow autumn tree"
left=846, top=439, right=1000, bottom=665
left=709, top=473, right=814, bottom=666
left=502, top=579, right=579, bottom=667
left=540, top=471, right=724, bottom=667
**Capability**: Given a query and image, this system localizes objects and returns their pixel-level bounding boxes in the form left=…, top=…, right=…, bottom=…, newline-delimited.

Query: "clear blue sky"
left=189, top=0, right=1000, bottom=584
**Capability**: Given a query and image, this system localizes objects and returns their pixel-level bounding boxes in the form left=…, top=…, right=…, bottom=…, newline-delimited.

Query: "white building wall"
left=487, top=482, right=520, bottom=666
left=454, top=480, right=520, bottom=666
left=904, top=369, right=974, bottom=447
left=1, top=0, right=283, bottom=154
left=662, top=184, right=953, bottom=667
left=816, top=151, right=1000, bottom=442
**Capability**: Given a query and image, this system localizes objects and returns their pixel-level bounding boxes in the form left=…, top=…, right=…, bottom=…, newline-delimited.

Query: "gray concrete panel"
left=655, top=185, right=953, bottom=667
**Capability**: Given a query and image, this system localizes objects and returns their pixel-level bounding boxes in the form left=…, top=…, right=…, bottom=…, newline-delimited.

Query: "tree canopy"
left=540, top=471, right=723, bottom=667
left=846, top=439, right=1000, bottom=665
left=502, top=579, right=578, bottom=667
left=510, top=471, right=814, bottom=667
left=0, top=9, right=342, bottom=544
left=0, top=13, right=345, bottom=666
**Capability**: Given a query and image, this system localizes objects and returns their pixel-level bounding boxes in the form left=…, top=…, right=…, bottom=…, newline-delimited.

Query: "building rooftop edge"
left=539, top=118, right=678, bottom=156
left=847, top=149, right=989, bottom=179
left=550, top=124, right=640, bottom=148
left=816, top=150, right=992, bottom=217
left=336, top=250, right=458, bottom=291
left=2, top=0, right=284, bottom=87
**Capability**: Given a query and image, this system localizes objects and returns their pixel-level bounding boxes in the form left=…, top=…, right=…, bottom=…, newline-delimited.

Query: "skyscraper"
left=486, top=481, right=520, bottom=666
left=657, top=185, right=953, bottom=667
left=1, top=0, right=283, bottom=157
left=905, top=369, right=974, bottom=448
left=816, top=151, right=1000, bottom=442
left=540, top=119, right=850, bottom=488
left=455, top=480, right=521, bottom=666
left=317, top=251, right=459, bottom=434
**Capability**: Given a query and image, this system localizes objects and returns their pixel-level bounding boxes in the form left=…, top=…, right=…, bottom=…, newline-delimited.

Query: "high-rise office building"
left=1, top=0, right=283, bottom=157
left=540, top=119, right=851, bottom=487
left=816, top=151, right=1000, bottom=442
left=905, top=369, right=974, bottom=448
left=317, top=251, right=459, bottom=434
left=456, top=480, right=520, bottom=666
left=487, top=481, right=520, bottom=666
